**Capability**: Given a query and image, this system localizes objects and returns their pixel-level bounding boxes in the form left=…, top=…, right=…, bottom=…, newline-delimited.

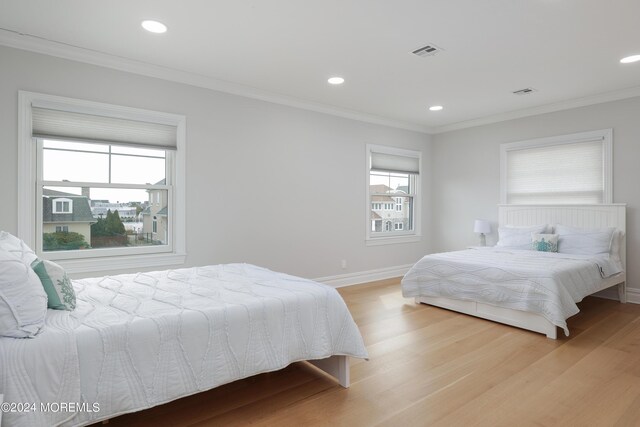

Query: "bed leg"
left=546, top=326, right=557, bottom=339
left=308, top=355, right=350, bottom=388
left=618, top=282, right=627, bottom=303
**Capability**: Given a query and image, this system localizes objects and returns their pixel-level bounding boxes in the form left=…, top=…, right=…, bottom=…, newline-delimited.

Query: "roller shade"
left=32, top=107, right=177, bottom=150
left=506, top=139, right=604, bottom=204
left=370, top=151, right=420, bottom=174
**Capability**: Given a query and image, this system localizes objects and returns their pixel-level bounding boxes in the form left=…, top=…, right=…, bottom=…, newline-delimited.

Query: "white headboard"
left=498, top=204, right=626, bottom=268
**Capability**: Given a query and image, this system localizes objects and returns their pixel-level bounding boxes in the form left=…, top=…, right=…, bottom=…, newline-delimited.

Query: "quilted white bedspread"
left=1, top=264, right=367, bottom=427
left=402, top=248, right=623, bottom=336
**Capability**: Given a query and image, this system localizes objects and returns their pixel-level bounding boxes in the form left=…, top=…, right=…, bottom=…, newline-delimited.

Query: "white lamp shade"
left=473, top=220, right=491, bottom=234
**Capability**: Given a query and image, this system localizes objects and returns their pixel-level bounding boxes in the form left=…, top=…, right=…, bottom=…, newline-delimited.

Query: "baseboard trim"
left=314, top=264, right=413, bottom=288
left=592, top=286, right=639, bottom=304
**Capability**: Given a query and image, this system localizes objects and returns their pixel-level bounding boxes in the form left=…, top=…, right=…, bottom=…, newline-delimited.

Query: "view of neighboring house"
left=90, top=200, right=138, bottom=220
left=141, top=179, right=168, bottom=244
left=42, top=189, right=95, bottom=242
left=370, top=184, right=411, bottom=232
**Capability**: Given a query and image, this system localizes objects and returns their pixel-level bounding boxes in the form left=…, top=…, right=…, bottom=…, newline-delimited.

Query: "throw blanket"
left=402, top=248, right=623, bottom=336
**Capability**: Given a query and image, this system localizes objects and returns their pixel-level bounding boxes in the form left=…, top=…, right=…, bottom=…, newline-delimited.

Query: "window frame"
left=365, top=144, right=421, bottom=246
left=500, top=129, right=612, bottom=205
left=18, top=91, right=187, bottom=274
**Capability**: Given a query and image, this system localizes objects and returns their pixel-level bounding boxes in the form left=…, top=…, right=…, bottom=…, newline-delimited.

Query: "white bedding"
left=1, top=263, right=368, bottom=427
left=402, top=248, right=623, bottom=336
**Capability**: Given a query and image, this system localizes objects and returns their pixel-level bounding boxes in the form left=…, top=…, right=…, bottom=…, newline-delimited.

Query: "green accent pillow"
left=531, top=233, right=559, bottom=253
left=30, top=259, right=76, bottom=311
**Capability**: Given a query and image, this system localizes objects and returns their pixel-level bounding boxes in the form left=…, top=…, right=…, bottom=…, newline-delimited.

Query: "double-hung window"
left=366, top=144, right=421, bottom=245
left=18, top=91, right=186, bottom=273
left=500, top=129, right=612, bottom=204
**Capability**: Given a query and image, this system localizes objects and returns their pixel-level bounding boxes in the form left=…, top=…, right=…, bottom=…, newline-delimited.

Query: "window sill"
left=366, top=235, right=421, bottom=246
left=54, top=252, right=187, bottom=276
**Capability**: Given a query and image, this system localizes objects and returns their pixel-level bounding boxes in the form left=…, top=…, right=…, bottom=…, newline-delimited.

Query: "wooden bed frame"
left=415, top=204, right=627, bottom=339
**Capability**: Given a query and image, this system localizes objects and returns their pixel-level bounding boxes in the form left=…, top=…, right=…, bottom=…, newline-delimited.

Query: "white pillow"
left=0, top=250, right=48, bottom=338
left=0, top=231, right=38, bottom=266
left=555, top=224, right=615, bottom=256
left=496, top=224, right=549, bottom=250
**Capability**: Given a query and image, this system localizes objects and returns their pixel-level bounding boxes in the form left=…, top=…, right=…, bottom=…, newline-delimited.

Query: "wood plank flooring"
left=98, top=278, right=640, bottom=426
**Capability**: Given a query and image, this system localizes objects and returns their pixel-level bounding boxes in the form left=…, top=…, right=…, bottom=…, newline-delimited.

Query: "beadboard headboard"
left=498, top=204, right=626, bottom=268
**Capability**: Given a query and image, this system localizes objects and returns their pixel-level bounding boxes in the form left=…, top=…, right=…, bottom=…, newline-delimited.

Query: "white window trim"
left=500, top=129, right=613, bottom=205
left=365, top=144, right=421, bottom=246
left=52, top=198, right=73, bottom=214
left=18, top=91, right=187, bottom=274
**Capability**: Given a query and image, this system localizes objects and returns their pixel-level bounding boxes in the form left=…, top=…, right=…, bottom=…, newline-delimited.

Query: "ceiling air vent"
left=411, top=43, right=444, bottom=57
left=513, top=87, right=537, bottom=95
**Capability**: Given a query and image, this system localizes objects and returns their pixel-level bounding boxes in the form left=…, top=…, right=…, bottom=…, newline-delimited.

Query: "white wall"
left=0, top=45, right=432, bottom=280
left=432, top=96, right=640, bottom=290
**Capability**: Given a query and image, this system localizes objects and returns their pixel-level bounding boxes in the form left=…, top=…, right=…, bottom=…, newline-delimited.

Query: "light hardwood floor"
left=100, top=278, right=640, bottom=426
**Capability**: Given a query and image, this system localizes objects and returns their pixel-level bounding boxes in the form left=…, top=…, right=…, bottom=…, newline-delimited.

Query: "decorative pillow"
left=0, top=250, right=47, bottom=338
left=31, top=259, right=76, bottom=311
left=0, top=231, right=38, bottom=266
left=555, top=224, right=615, bottom=256
left=531, top=233, right=558, bottom=252
left=496, top=224, right=549, bottom=250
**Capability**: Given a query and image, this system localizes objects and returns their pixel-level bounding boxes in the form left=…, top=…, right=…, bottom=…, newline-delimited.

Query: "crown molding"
left=0, top=28, right=432, bottom=134
left=5, top=28, right=640, bottom=137
left=431, top=86, right=640, bottom=134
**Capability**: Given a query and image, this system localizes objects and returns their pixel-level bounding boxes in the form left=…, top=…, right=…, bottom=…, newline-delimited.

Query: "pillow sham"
left=0, top=231, right=38, bottom=266
left=555, top=224, right=615, bottom=256
left=31, top=259, right=76, bottom=311
left=496, top=224, right=549, bottom=250
left=0, top=250, right=47, bottom=338
left=531, top=233, right=558, bottom=252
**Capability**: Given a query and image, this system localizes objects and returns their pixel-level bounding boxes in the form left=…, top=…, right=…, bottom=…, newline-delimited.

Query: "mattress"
left=401, top=248, right=623, bottom=336
left=1, top=263, right=368, bottom=427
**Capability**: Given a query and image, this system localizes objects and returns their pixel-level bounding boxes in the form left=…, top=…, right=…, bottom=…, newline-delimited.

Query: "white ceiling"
left=1, top=0, right=639, bottom=133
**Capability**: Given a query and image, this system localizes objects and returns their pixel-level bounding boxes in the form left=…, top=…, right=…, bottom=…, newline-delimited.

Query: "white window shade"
left=370, top=152, right=420, bottom=174
left=32, top=107, right=177, bottom=149
left=506, top=139, right=604, bottom=204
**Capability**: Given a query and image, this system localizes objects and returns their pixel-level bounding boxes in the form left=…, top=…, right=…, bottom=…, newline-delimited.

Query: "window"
left=18, top=91, right=186, bottom=273
left=53, top=198, right=72, bottom=213
left=501, top=129, right=612, bottom=204
left=366, top=144, right=421, bottom=245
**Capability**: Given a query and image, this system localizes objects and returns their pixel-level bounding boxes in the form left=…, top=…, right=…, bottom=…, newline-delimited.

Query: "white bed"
left=0, top=263, right=368, bottom=427
left=402, top=204, right=626, bottom=339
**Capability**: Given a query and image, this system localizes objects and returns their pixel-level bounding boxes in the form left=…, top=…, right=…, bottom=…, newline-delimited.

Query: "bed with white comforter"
left=0, top=263, right=368, bottom=427
left=402, top=247, right=623, bottom=336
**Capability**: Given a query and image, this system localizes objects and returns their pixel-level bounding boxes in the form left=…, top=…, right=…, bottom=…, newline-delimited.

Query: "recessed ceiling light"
left=328, top=77, right=345, bottom=85
left=429, top=105, right=444, bottom=111
left=620, top=54, right=640, bottom=64
left=141, top=20, right=168, bottom=34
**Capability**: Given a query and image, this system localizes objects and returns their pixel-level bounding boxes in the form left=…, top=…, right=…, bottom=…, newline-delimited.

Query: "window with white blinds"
left=18, top=91, right=187, bottom=274
left=366, top=144, right=421, bottom=245
left=500, top=129, right=612, bottom=205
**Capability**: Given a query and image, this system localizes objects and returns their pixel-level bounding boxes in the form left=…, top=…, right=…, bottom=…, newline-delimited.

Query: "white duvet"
left=402, top=248, right=623, bottom=336
left=0, top=263, right=368, bottom=427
